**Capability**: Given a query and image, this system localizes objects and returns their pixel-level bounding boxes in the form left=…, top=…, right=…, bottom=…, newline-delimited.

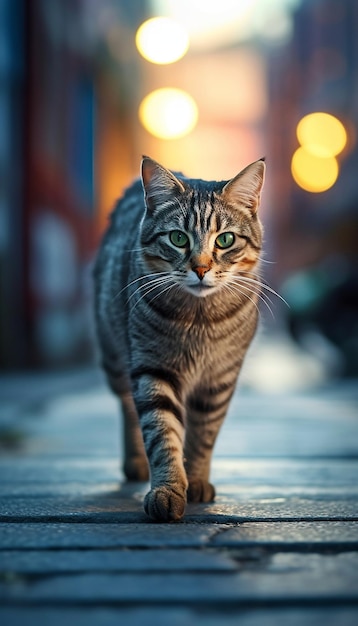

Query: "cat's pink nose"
left=193, top=265, right=210, bottom=281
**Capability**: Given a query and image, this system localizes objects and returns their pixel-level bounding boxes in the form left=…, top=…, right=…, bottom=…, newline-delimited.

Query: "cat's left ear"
left=222, top=159, right=266, bottom=214
left=141, top=156, right=185, bottom=214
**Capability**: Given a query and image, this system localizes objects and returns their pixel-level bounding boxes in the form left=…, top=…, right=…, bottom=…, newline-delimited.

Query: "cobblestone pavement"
left=0, top=365, right=357, bottom=626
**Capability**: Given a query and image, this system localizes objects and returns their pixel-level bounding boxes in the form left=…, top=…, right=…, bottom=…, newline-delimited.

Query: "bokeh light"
left=139, top=88, right=198, bottom=139
left=291, top=147, right=339, bottom=193
left=296, top=112, right=347, bottom=158
left=151, top=0, right=296, bottom=49
left=135, top=17, right=189, bottom=65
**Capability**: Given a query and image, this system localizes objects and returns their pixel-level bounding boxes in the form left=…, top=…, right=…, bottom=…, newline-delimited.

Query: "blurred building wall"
left=1, top=0, right=99, bottom=368
left=267, top=0, right=358, bottom=283
left=0, top=0, right=145, bottom=369
left=266, top=0, right=358, bottom=375
left=0, top=0, right=27, bottom=367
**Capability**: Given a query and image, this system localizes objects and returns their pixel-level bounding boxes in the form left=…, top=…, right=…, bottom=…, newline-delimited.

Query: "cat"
left=93, top=156, right=265, bottom=522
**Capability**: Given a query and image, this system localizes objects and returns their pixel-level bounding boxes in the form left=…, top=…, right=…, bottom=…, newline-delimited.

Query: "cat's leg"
left=107, top=371, right=149, bottom=482
left=131, top=370, right=188, bottom=522
left=185, top=384, right=235, bottom=503
left=121, top=392, right=149, bottom=481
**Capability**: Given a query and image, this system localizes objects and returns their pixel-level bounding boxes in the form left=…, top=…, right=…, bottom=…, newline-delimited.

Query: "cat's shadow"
left=79, top=480, right=147, bottom=518
left=77, top=480, right=224, bottom=524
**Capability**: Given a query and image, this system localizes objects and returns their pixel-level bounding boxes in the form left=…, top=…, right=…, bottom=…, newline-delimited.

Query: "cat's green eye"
left=170, top=230, right=189, bottom=248
left=215, top=232, right=235, bottom=249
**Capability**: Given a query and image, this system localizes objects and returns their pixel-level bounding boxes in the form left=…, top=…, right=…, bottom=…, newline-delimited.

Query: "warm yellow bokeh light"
left=291, top=147, right=339, bottom=193
left=135, top=17, right=189, bottom=64
left=296, top=112, right=347, bottom=157
left=139, top=88, right=198, bottom=140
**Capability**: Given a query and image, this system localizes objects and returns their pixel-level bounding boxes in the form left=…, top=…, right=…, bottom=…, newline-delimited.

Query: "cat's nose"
left=191, top=254, right=212, bottom=280
left=193, top=265, right=210, bottom=281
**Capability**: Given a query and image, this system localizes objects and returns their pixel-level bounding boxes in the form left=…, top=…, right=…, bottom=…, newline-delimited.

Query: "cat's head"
left=140, top=156, right=265, bottom=298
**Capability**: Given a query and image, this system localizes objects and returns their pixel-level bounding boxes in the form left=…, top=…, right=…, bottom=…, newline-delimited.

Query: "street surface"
left=0, top=341, right=357, bottom=625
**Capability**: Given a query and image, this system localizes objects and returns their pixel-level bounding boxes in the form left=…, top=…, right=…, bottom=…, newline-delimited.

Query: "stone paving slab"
left=0, top=549, right=357, bottom=579
left=0, top=459, right=121, bottom=484
left=212, top=521, right=358, bottom=548
left=0, top=548, right=237, bottom=573
left=1, top=608, right=357, bottom=626
left=1, top=496, right=358, bottom=522
left=187, top=497, right=358, bottom=522
left=1, top=521, right=357, bottom=550
left=1, top=457, right=357, bottom=487
left=1, top=479, right=358, bottom=498
left=1, top=553, right=358, bottom=605
left=0, top=522, right=223, bottom=549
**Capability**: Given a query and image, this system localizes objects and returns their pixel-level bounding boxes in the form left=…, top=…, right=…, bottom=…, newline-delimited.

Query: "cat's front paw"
left=144, top=486, right=186, bottom=522
left=187, top=478, right=215, bottom=503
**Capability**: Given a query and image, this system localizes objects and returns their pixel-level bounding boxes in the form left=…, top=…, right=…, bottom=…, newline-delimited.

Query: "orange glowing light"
left=139, top=88, right=198, bottom=139
left=296, top=112, right=347, bottom=158
left=291, top=147, right=339, bottom=193
left=135, top=17, right=189, bottom=65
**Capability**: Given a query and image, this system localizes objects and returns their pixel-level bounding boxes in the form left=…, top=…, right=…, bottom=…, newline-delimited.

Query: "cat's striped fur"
left=94, top=156, right=265, bottom=521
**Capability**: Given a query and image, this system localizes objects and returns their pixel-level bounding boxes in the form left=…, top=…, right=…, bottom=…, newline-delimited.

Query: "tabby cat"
left=94, top=156, right=265, bottom=522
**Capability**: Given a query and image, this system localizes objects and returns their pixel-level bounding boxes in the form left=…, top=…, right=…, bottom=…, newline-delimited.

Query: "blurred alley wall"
left=0, top=0, right=357, bottom=373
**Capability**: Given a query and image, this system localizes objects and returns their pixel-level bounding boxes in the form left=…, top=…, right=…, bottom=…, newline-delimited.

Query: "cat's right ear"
left=222, top=159, right=266, bottom=215
left=141, top=156, right=185, bottom=214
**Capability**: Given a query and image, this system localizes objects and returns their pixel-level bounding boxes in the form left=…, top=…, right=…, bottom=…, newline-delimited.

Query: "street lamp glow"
left=296, top=112, right=347, bottom=158
left=139, top=88, right=198, bottom=139
left=135, top=17, right=189, bottom=64
left=291, top=147, right=339, bottom=193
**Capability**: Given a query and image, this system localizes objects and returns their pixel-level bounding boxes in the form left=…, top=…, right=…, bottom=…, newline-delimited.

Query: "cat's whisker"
left=232, top=276, right=275, bottom=308
left=123, top=276, right=168, bottom=306
left=232, top=277, right=278, bottom=315
left=122, top=247, right=146, bottom=253
left=230, top=283, right=263, bottom=313
left=232, top=272, right=290, bottom=318
left=130, top=276, right=176, bottom=311
left=228, top=272, right=273, bottom=307
left=224, top=282, right=260, bottom=315
left=113, top=272, right=169, bottom=301
left=231, top=279, right=275, bottom=319
left=257, top=255, right=276, bottom=265
left=224, top=278, right=260, bottom=311
left=145, top=280, right=181, bottom=307
left=126, top=276, right=172, bottom=306
left=133, top=285, right=172, bottom=310
left=234, top=274, right=289, bottom=307
left=125, top=271, right=169, bottom=291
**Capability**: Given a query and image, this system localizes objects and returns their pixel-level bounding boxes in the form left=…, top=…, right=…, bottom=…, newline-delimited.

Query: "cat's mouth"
left=185, top=283, right=216, bottom=297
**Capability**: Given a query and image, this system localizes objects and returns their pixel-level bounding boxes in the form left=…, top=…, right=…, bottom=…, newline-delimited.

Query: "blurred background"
left=0, top=0, right=357, bottom=387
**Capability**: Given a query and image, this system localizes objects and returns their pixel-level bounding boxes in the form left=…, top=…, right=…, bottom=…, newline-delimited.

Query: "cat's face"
left=140, top=157, right=265, bottom=298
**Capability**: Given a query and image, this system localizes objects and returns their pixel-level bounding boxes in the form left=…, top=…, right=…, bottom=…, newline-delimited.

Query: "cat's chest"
left=172, top=309, right=247, bottom=365
left=128, top=288, right=256, bottom=370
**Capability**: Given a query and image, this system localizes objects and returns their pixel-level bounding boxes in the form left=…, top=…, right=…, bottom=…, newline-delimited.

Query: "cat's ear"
left=222, top=159, right=265, bottom=214
left=141, top=156, right=185, bottom=213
